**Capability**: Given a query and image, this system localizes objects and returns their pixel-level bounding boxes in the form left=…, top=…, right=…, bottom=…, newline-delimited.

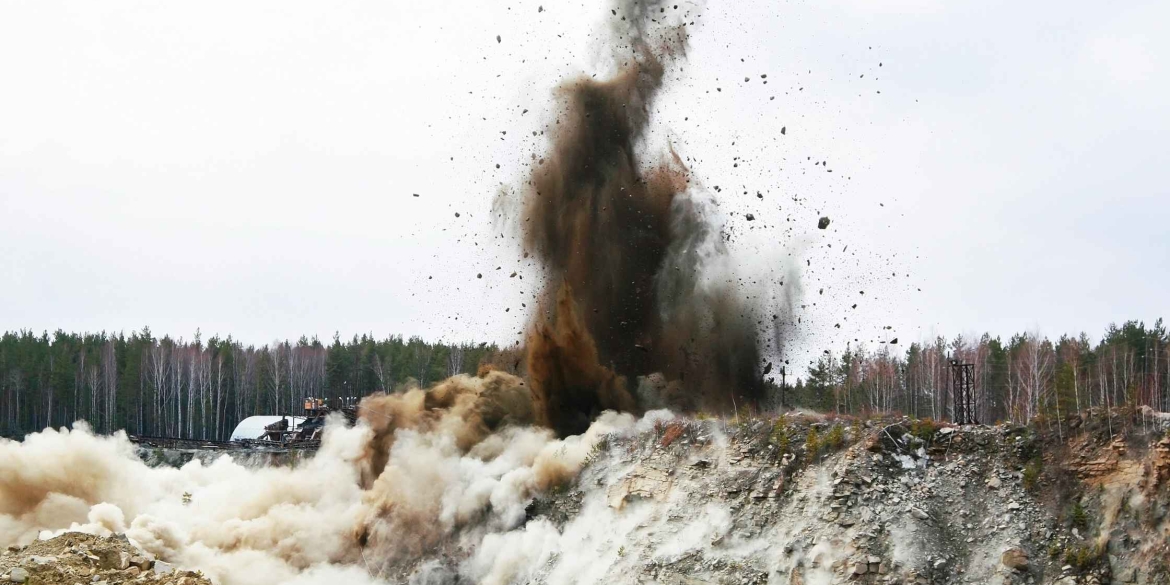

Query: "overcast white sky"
left=1, top=0, right=1167, bottom=366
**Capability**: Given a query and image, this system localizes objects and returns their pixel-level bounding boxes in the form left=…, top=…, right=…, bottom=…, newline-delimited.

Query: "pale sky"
left=1, top=0, right=1167, bottom=367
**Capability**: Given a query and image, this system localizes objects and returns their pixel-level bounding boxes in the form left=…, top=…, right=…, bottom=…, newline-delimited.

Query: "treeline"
left=0, top=329, right=503, bottom=441
left=3, top=320, right=1167, bottom=440
left=782, top=320, right=1169, bottom=426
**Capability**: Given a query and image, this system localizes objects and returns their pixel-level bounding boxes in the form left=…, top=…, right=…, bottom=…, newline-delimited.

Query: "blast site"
left=1, top=1, right=1168, bottom=585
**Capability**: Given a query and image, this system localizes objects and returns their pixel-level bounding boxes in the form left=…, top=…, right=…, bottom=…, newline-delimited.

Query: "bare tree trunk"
left=87, top=364, right=100, bottom=431
left=103, top=341, right=117, bottom=433
left=267, top=344, right=284, bottom=416
left=215, top=354, right=225, bottom=440
left=138, top=353, right=146, bottom=435
left=45, top=351, right=54, bottom=430
left=149, top=342, right=170, bottom=437
left=75, top=352, right=85, bottom=428
left=447, top=343, right=466, bottom=378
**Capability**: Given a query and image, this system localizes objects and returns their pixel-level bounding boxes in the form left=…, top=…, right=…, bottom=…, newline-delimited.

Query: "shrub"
left=805, top=427, right=821, bottom=461
left=1048, top=542, right=1062, bottom=559
left=770, top=419, right=791, bottom=454
left=1023, top=458, right=1042, bottom=491
left=1062, top=543, right=1103, bottom=570
left=825, top=424, right=845, bottom=452
left=910, top=418, right=940, bottom=440
left=1071, top=502, right=1088, bottom=529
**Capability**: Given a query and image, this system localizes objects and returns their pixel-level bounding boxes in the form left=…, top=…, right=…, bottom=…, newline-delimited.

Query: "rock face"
left=606, top=464, right=673, bottom=509
left=515, top=411, right=1170, bottom=585
left=0, top=533, right=208, bottom=585
left=1155, top=436, right=1170, bottom=485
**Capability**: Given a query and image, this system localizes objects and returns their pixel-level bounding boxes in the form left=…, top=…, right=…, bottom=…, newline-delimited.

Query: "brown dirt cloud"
left=520, top=1, right=767, bottom=436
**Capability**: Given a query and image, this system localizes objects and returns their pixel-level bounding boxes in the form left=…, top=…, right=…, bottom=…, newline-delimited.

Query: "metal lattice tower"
left=950, top=361, right=977, bottom=425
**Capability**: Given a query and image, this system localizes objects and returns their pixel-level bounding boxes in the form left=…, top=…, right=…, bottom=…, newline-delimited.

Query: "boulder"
left=7, top=568, right=29, bottom=583
left=1001, top=548, right=1028, bottom=571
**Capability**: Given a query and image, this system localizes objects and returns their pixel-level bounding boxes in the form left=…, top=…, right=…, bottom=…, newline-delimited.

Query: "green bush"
left=1062, top=543, right=1103, bottom=570
left=825, top=424, right=845, bottom=451
left=910, top=418, right=940, bottom=440
left=1048, top=542, right=1062, bottom=559
left=770, top=417, right=791, bottom=454
left=805, top=427, right=821, bottom=461
left=1023, top=459, right=1042, bottom=491
left=1071, top=502, right=1088, bottom=528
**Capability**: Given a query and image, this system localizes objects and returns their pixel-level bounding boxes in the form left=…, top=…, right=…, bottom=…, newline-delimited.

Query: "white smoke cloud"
left=0, top=409, right=648, bottom=585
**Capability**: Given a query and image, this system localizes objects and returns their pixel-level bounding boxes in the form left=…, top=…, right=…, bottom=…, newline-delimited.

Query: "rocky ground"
left=9, top=409, right=1168, bottom=585
left=508, top=408, right=1170, bottom=585
left=1, top=533, right=211, bottom=585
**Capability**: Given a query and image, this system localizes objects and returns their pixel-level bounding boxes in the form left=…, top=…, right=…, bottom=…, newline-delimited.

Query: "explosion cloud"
left=0, top=3, right=799, bottom=583
left=521, top=0, right=771, bottom=436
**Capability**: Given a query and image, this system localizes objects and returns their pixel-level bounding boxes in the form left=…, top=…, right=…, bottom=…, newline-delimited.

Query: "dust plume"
left=0, top=391, right=642, bottom=584
left=520, top=0, right=774, bottom=436
left=355, top=370, right=536, bottom=485
left=0, top=2, right=802, bottom=582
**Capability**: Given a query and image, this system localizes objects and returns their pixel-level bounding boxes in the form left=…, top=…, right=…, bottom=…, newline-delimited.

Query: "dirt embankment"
left=1, top=533, right=211, bottom=585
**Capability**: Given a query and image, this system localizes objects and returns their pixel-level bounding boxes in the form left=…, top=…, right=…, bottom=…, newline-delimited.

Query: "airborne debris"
left=818, top=216, right=831, bottom=229
left=515, top=4, right=771, bottom=436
